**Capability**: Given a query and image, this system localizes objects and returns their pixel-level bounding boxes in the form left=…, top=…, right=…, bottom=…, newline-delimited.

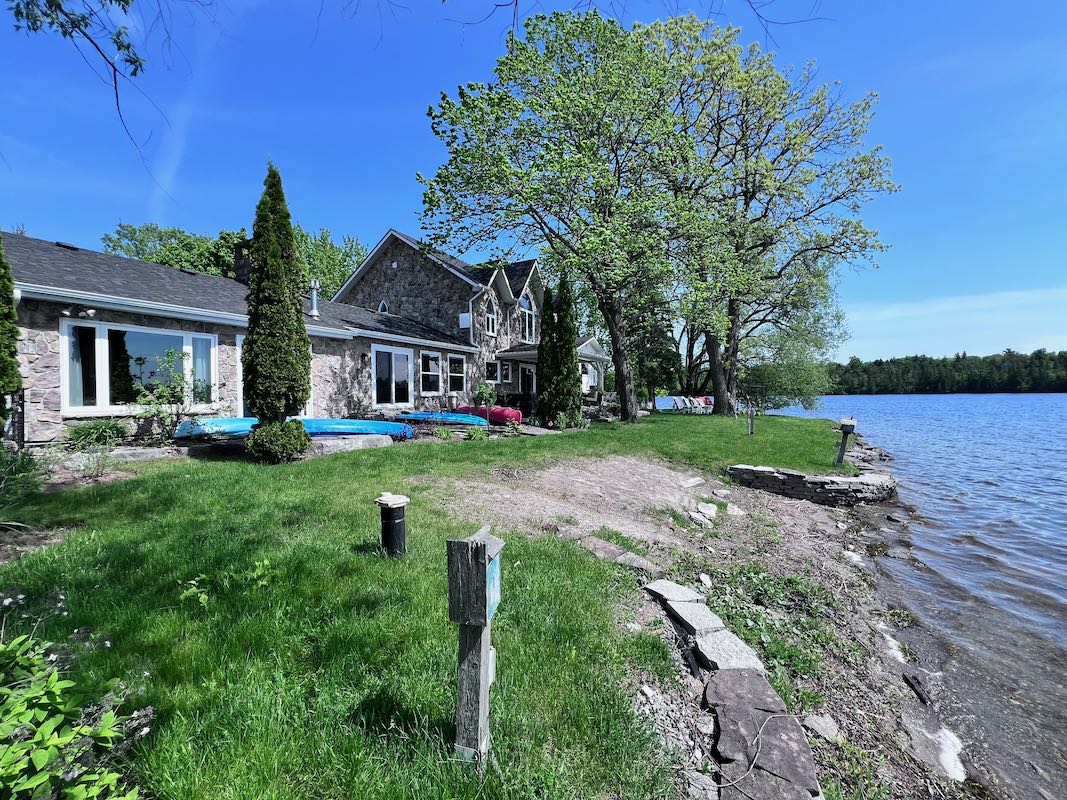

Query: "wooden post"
left=447, top=525, right=504, bottom=766
left=747, top=406, right=755, bottom=435
left=836, top=417, right=856, bottom=468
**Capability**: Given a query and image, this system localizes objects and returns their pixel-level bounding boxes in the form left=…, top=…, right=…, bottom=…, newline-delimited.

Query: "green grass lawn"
left=0, top=414, right=844, bottom=799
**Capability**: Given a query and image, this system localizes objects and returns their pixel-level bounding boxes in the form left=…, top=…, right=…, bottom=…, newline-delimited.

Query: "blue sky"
left=1, top=0, right=1065, bottom=360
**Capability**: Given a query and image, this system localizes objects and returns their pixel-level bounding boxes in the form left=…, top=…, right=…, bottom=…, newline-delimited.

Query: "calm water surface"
left=780, top=394, right=1067, bottom=799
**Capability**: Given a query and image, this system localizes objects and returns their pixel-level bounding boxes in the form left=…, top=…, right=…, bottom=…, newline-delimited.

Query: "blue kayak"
left=394, top=411, right=489, bottom=427
left=174, top=417, right=415, bottom=440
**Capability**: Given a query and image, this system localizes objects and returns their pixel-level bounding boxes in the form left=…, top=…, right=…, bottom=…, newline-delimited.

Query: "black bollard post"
left=376, top=493, right=410, bottom=556
left=836, top=418, right=856, bottom=468
left=748, top=407, right=755, bottom=435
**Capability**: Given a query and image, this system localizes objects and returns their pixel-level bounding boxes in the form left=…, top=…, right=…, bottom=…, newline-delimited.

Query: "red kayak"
left=455, top=405, right=523, bottom=425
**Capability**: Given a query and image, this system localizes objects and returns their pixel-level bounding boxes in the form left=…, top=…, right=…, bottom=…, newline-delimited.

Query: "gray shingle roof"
left=2, top=232, right=470, bottom=348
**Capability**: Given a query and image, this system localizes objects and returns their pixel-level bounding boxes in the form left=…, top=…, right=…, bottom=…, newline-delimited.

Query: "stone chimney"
left=233, top=238, right=253, bottom=285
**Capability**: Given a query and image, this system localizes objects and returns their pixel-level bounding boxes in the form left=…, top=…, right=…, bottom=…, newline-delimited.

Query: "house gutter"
left=15, top=282, right=354, bottom=341
left=349, top=328, right=479, bottom=354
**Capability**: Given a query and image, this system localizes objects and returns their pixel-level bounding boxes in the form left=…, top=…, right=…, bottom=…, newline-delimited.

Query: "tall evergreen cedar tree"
left=0, top=237, right=21, bottom=420
left=242, top=163, right=312, bottom=425
left=535, top=286, right=559, bottom=420
left=536, top=274, right=582, bottom=426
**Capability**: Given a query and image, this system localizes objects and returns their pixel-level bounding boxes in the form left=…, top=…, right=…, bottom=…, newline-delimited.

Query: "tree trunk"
left=708, top=336, right=732, bottom=415
left=599, top=297, right=639, bottom=422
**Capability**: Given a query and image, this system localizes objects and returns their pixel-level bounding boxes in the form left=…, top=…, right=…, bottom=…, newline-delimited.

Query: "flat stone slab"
left=307, top=434, right=392, bottom=455
left=714, top=710, right=819, bottom=795
left=694, top=629, right=764, bottom=672
left=696, top=502, right=718, bottom=518
left=614, top=550, right=666, bottom=578
left=644, top=579, right=705, bottom=603
left=520, top=425, right=561, bottom=436
left=666, top=600, right=726, bottom=635
left=725, top=503, right=745, bottom=517
left=802, top=713, right=841, bottom=743
left=581, top=536, right=627, bottom=561
left=719, top=759, right=815, bottom=800
left=681, top=476, right=706, bottom=488
left=687, top=510, right=713, bottom=527
left=704, top=669, right=785, bottom=714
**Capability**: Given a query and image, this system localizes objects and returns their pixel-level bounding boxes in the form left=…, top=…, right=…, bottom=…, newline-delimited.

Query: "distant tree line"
left=830, top=350, right=1067, bottom=394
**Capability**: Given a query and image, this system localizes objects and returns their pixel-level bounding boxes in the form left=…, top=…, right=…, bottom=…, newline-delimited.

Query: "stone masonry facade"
left=335, top=235, right=542, bottom=399
left=15, top=298, right=474, bottom=443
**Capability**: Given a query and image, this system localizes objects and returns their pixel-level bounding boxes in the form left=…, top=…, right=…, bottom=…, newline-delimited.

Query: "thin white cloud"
left=841, top=286, right=1067, bottom=360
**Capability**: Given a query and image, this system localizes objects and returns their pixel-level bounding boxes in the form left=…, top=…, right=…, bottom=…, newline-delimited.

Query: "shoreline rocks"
left=725, top=465, right=897, bottom=507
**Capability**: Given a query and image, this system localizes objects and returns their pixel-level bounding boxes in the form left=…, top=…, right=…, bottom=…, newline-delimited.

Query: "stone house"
left=3, top=229, right=608, bottom=443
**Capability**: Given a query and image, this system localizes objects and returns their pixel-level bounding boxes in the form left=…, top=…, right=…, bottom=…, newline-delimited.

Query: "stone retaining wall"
left=725, top=465, right=897, bottom=507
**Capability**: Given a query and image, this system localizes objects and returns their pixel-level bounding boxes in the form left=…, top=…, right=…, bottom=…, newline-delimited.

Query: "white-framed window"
left=372, top=344, right=414, bottom=407
left=519, top=291, right=536, bottom=343
left=60, top=318, right=217, bottom=416
left=500, top=362, right=512, bottom=384
left=485, top=360, right=500, bottom=383
left=447, top=354, right=466, bottom=393
left=377, top=299, right=389, bottom=313
left=485, top=294, right=498, bottom=337
left=420, top=351, right=441, bottom=395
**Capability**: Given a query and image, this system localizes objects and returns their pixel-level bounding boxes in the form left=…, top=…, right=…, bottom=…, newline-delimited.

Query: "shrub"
left=0, top=631, right=142, bottom=799
left=0, top=448, right=47, bottom=505
left=473, top=382, right=495, bottom=408
left=68, top=418, right=127, bottom=450
left=246, top=420, right=311, bottom=464
left=434, top=427, right=453, bottom=440
left=466, top=427, right=488, bottom=441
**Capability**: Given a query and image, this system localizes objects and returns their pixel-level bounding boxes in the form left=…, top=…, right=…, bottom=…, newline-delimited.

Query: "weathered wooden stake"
left=836, top=417, right=856, bottom=468
left=747, top=407, right=755, bottom=435
left=447, top=525, right=504, bottom=766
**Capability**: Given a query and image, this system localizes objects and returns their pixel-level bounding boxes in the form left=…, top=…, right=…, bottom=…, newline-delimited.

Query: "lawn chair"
left=691, top=396, right=712, bottom=414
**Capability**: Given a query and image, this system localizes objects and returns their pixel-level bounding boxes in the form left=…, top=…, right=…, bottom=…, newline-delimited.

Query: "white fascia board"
left=17, top=282, right=354, bottom=340
left=350, top=328, right=479, bottom=353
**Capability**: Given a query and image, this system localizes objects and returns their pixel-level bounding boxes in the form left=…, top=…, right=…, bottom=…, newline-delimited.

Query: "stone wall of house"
left=15, top=299, right=243, bottom=443
left=334, top=238, right=474, bottom=340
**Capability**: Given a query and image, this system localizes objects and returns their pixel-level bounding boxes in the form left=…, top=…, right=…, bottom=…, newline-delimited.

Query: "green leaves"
left=0, top=631, right=141, bottom=798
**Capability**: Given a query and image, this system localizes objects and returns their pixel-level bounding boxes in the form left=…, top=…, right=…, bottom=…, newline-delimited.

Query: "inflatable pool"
left=394, top=411, right=489, bottom=427
left=173, top=417, right=415, bottom=440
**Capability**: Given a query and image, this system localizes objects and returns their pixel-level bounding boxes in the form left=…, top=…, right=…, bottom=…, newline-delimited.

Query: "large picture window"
left=373, top=344, right=413, bottom=406
left=519, top=292, right=536, bottom=343
left=420, top=351, right=441, bottom=395
left=447, top=355, right=466, bottom=393
left=62, top=320, right=216, bottom=414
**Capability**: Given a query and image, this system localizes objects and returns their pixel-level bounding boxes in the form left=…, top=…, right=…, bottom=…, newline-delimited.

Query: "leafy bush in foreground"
left=246, top=420, right=311, bottom=464
left=0, top=632, right=143, bottom=799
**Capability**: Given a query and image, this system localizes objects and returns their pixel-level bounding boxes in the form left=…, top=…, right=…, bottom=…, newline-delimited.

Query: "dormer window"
left=485, top=294, right=498, bottom=337
left=378, top=299, right=389, bottom=313
left=519, top=291, right=536, bottom=343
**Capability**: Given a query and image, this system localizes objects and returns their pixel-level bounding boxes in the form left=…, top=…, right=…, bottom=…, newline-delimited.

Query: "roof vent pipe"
left=308, top=279, right=321, bottom=318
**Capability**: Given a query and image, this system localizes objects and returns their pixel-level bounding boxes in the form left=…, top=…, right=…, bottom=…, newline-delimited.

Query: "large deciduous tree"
left=420, top=11, right=681, bottom=422
left=659, top=20, right=895, bottom=414
left=103, top=222, right=364, bottom=295
left=103, top=223, right=246, bottom=278
left=242, top=163, right=311, bottom=426
left=0, top=237, right=22, bottom=421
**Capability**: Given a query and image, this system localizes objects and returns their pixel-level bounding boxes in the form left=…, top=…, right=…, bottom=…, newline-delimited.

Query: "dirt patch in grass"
left=41, top=468, right=134, bottom=494
left=444, top=454, right=972, bottom=800
left=0, top=525, right=69, bottom=565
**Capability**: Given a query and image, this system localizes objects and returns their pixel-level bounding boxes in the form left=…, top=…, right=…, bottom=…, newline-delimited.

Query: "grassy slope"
left=1, top=414, right=844, bottom=799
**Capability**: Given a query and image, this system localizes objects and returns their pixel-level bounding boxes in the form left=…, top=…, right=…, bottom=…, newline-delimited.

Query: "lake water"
left=779, top=394, right=1067, bottom=800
